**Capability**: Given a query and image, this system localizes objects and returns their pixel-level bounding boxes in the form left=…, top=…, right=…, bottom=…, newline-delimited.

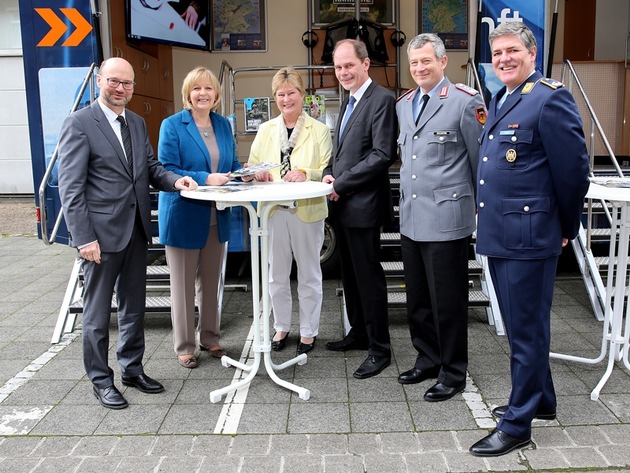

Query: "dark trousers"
left=401, top=235, right=469, bottom=386
left=337, top=223, right=391, bottom=357
left=489, top=256, right=558, bottom=440
left=81, top=223, right=148, bottom=388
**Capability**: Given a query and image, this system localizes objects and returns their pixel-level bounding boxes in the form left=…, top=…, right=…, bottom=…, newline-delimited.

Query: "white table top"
left=587, top=182, right=630, bottom=203
left=181, top=181, right=333, bottom=203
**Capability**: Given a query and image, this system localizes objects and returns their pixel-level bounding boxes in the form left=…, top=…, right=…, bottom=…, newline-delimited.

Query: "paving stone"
left=268, top=433, right=308, bottom=455
left=322, top=454, right=365, bottom=473
left=288, top=402, right=349, bottom=434
left=524, top=447, right=571, bottom=470
left=71, top=436, right=119, bottom=456
left=75, top=456, right=122, bottom=472
left=240, top=455, right=282, bottom=473
left=564, top=425, right=610, bottom=446
left=380, top=432, right=421, bottom=454
left=115, top=456, right=162, bottom=472
left=557, top=446, right=609, bottom=468
left=405, top=451, right=450, bottom=472
left=597, top=444, right=630, bottom=468
left=0, top=457, right=42, bottom=472
left=0, top=435, right=42, bottom=456
left=350, top=401, right=414, bottom=433
left=308, top=434, right=348, bottom=454
left=30, top=436, right=81, bottom=457
left=155, top=456, right=204, bottom=472
left=364, top=452, right=407, bottom=472
left=30, top=456, right=82, bottom=472
left=443, top=450, right=489, bottom=473
left=109, top=436, right=156, bottom=456
left=347, top=433, right=380, bottom=454
left=230, top=434, right=271, bottom=455
left=282, top=453, right=322, bottom=472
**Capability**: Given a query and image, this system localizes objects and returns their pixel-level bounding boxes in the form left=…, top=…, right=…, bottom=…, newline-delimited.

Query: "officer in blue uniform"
left=470, top=22, right=590, bottom=457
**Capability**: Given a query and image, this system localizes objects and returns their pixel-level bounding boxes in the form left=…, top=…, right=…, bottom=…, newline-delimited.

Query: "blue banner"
left=19, top=0, right=100, bottom=243
left=477, top=0, right=547, bottom=102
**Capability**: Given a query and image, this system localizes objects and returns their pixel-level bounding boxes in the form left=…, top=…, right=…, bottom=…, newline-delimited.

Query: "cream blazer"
left=248, top=112, right=332, bottom=223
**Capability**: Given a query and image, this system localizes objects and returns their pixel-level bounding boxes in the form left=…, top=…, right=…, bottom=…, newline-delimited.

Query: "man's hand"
left=80, top=241, right=101, bottom=264
left=323, top=175, right=339, bottom=201
left=175, top=176, right=198, bottom=190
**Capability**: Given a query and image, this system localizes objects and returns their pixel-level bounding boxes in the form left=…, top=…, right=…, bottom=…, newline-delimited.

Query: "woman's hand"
left=205, top=172, right=231, bottom=186
left=283, top=170, right=307, bottom=182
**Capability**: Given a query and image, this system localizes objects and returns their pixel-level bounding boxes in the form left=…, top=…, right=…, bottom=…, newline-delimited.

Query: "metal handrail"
left=559, top=59, right=622, bottom=250
left=38, top=63, right=98, bottom=245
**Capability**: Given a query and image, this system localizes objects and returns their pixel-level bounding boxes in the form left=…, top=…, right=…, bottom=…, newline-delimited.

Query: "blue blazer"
left=475, top=72, right=590, bottom=259
left=158, top=109, right=241, bottom=248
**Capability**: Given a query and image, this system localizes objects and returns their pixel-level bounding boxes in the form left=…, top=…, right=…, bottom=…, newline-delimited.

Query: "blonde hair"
left=271, top=67, right=305, bottom=97
left=181, top=66, right=222, bottom=112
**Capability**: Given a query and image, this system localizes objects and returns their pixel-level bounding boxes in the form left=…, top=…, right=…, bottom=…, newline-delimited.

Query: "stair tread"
left=387, top=290, right=489, bottom=307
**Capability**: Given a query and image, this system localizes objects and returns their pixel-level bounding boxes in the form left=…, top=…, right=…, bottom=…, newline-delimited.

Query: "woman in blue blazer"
left=158, top=66, right=241, bottom=368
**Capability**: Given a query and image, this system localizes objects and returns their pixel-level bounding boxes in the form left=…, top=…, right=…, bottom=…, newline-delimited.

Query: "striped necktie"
left=116, top=115, right=133, bottom=179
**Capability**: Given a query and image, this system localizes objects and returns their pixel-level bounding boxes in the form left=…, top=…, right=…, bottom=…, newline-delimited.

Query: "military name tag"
left=506, top=149, right=517, bottom=162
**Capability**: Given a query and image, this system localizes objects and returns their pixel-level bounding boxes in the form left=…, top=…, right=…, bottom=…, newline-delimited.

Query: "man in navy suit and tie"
left=58, top=58, right=197, bottom=409
left=470, top=23, right=589, bottom=456
left=323, top=39, right=397, bottom=379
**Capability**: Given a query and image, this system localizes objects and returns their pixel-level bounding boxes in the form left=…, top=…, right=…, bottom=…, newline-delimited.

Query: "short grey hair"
left=406, top=33, right=446, bottom=60
left=489, top=22, right=537, bottom=52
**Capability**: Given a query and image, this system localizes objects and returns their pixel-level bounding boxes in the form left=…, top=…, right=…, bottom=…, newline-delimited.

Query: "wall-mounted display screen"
left=126, top=0, right=210, bottom=51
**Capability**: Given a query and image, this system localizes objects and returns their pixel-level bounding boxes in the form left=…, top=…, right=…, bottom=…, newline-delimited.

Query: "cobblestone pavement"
left=1, top=209, right=630, bottom=471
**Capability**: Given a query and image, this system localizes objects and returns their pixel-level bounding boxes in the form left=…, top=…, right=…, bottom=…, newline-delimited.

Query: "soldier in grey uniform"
left=396, top=33, right=486, bottom=402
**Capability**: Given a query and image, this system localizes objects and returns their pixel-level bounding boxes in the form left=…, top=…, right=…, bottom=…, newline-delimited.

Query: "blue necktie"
left=339, top=96, right=356, bottom=137
left=497, top=91, right=508, bottom=110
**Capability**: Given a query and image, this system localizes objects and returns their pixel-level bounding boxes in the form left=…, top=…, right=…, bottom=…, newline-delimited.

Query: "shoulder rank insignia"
left=540, top=77, right=564, bottom=89
left=454, top=83, right=479, bottom=96
left=522, top=82, right=535, bottom=94
left=475, top=106, right=487, bottom=125
left=397, top=88, right=415, bottom=102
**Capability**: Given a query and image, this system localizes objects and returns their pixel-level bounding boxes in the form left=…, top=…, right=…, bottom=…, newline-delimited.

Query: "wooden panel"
left=563, top=0, right=596, bottom=60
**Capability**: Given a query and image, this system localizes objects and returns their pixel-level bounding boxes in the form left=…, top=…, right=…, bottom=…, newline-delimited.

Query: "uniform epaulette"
left=454, top=83, right=479, bottom=96
left=539, top=77, right=564, bottom=90
left=397, top=88, right=415, bottom=102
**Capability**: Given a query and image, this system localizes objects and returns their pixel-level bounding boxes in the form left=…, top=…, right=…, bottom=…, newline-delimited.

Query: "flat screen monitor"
left=126, top=0, right=210, bottom=51
left=321, top=18, right=388, bottom=65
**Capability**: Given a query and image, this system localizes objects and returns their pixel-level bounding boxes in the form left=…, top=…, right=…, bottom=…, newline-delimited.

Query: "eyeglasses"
left=105, top=77, right=135, bottom=90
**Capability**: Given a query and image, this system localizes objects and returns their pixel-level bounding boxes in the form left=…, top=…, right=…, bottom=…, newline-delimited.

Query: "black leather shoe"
left=93, top=385, right=128, bottom=409
left=469, top=429, right=531, bottom=457
left=271, top=332, right=289, bottom=351
left=492, top=404, right=556, bottom=420
left=297, top=337, right=316, bottom=354
left=353, top=355, right=391, bottom=379
left=326, top=336, right=369, bottom=352
left=121, top=373, right=164, bottom=394
left=398, top=367, right=440, bottom=385
left=423, top=381, right=466, bottom=402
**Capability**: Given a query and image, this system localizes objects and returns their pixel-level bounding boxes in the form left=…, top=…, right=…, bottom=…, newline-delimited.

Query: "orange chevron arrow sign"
left=35, top=7, right=92, bottom=47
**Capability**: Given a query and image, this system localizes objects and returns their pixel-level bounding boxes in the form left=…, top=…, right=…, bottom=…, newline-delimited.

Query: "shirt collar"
left=349, top=77, right=372, bottom=104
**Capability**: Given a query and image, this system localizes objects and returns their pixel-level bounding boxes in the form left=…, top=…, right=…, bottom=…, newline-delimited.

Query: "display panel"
left=126, top=0, right=210, bottom=51
left=321, top=18, right=388, bottom=64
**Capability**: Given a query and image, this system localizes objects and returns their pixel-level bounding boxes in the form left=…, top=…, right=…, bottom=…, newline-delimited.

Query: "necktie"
left=415, top=93, right=429, bottom=124
left=116, top=115, right=134, bottom=179
left=339, top=95, right=356, bottom=137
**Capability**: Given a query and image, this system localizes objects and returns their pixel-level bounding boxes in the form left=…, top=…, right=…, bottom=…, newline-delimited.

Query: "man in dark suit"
left=58, top=57, right=197, bottom=409
left=470, top=23, right=589, bottom=456
left=323, top=39, right=397, bottom=379
left=396, top=33, right=485, bottom=401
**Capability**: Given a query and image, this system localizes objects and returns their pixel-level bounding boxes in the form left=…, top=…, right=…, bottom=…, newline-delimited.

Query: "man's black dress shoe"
left=121, top=373, right=164, bottom=394
left=423, top=381, right=466, bottom=402
left=271, top=332, right=289, bottom=351
left=297, top=337, right=316, bottom=354
left=492, top=404, right=556, bottom=421
left=93, top=385, right=128, bottom=409
left=398, top=367, right=440, bottom=385
left=353, top=355, right=391, bottom=379
left=326, top=336, right=369, bottom=352
left=469, top=429, right=531, bottom=457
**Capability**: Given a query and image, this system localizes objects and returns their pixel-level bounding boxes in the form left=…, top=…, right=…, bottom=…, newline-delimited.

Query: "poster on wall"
left=212, top=0, right=266, bottom=51
left=312, top=0, right=394, bottom=26
left=419, top=0, right=468, bottom=50
left=476, top=0, right=547, bottom=103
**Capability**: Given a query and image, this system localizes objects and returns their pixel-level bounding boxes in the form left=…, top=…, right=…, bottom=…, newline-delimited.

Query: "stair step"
left=387, top=290, right=489, bottom=308
left=69, top=296, right=175, bottom=314
left=381, top=260, right=482, bottom=276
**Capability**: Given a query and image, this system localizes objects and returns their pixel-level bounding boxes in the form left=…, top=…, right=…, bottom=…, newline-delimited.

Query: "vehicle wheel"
left=320, top=218, right=340, bottom=278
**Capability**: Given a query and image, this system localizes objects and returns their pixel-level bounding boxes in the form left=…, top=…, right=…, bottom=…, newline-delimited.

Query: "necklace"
left=198, top=125, right=212, bottom=138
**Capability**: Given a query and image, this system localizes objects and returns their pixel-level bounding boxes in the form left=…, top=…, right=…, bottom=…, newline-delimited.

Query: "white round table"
left=181, top=181, right=333, bottom=402
left=551, top=182, right=630, bottom=400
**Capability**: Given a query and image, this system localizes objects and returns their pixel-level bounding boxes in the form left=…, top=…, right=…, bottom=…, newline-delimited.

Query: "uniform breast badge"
left=506, top=149, right=517, bottom=163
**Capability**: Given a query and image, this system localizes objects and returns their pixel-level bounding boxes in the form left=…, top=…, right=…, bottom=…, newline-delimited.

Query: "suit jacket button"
left=523, top=206, right=530, bottom=212
left=412, top=194, right=417, bottom=199
left=482, top=157, right=488, bottom=162
left=479, top=202, right=485, bottom=208
left=412, top=175, right=417, bottom=180
left=489, top=134, right=494, bottom=140
left=479, top=179, right=485, bottom=185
